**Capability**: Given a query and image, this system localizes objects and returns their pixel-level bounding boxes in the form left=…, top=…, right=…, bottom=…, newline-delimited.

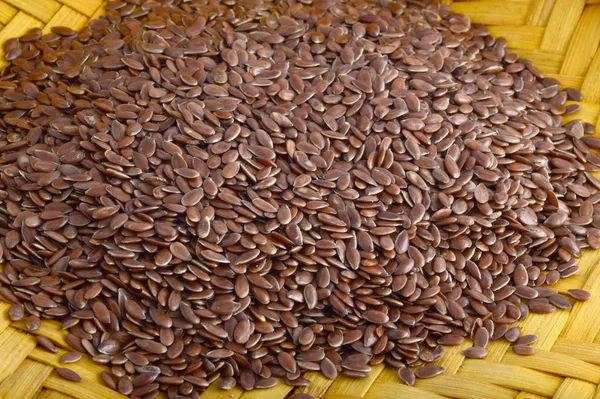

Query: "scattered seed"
left=415, top=365, right=445, bottom=379
left=398, top=367, right=416, bottom=386
left=219, top=378, right=236, bottom=390
left=515, top=335, right=538, bottom=346
left=463, top=347, right=488, bottom=359
left=568, top=289, right=591, bottom=301
left=25, top=316, right=41, bottom=331
left=56, top=368, right=82, bottom=382
left=512, top=346, right=536, bottom=356
left=505, top=327, right=521, bottom=343
left=36, top=336, right=57, bottom=353
left=101, top=371, right=117, bottom=390
left=61, top=352, right=82, bottom=364
left=7, top=304, right=23, bottom=321
left=473, top=328, right=490, bottom=348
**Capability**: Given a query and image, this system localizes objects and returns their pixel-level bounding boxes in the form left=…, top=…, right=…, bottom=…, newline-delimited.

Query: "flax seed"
left=0, top=0, right=595, bottom=396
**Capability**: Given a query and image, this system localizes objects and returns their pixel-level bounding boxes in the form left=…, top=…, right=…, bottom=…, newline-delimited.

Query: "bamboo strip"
left=562, top=101, right=600, bottom=124
left=0, top=359, right=53, bottom=399
left=560, top=255, right=600, bottom=341
left=0, top=302, right=12, bottom=335
left=525, top=0, right=557, bottom=26
left=449, top=1, right=530, bottom=25
left=42, top=374, right=126, bottom=399
left=0, top=2, right=17, bottom=25
left=200, top=379, right=244, bottom=399
left=292, top=372, right=336, bottom=399
left=11, top=320, right=69, bottom=349
left=553, top=379, right=596, bottom=399
left=28, top=347, right=113, bottom=386
left=502, top=350, right=600, bottom=383
left=364, top=382, right=448, bottom=399
left=559, top=6, right=600, bottom=76
left=412, top=375, right=517, bottom=399
left=240, top=381, right=293, bottom=399
left=4, top=0, right=61, bottom=23
left=487, top=26, right=544, bottom=49
left=580, top=48, right=600, bottom=103
left=552, top=338, right=600, bottom=366
left=324, top=365, right=385, bottom=397
left=54, top=0, right=103, bottom=17
left=33, top=389, right=75, bottom=399
left=0, top=327, right=37, bottom=383
left=458, top=360, right=562, bottom=397
left=540, top=0, right=586, bottom=53
left=42, top=6, right=92, bottom=34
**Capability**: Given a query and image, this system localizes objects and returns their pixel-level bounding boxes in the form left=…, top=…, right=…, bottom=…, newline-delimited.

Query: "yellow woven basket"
left=1, top=0, right=600, bottom=398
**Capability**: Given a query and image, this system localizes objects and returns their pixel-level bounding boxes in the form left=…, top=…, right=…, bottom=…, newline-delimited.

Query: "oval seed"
left=463, top=347, right=488, bottom=359
left=56, top=368, right=82, bottom=382
left=512, top=345, right=535, bottom=356
left=398, top=367, right=415, bottom=386
left=415, top=365, right=445, bottom=379
left=61, top=352, right=82, bottom=364
left=36, top=336, right=57, bottom=353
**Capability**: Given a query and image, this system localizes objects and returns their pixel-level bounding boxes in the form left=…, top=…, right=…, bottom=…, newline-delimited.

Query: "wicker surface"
left=0, top=0, right=600, bottom=398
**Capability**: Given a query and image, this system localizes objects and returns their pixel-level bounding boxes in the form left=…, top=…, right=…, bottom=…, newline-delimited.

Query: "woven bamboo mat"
left=0, top=0, right=600, bottom=398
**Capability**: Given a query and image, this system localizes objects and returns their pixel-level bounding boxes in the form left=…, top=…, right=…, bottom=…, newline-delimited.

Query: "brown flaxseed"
left=0, top=0, right=596, bottom=396
left=61, top=352, right=82, bottom=364
left=56, top=368, right=82, bottom=382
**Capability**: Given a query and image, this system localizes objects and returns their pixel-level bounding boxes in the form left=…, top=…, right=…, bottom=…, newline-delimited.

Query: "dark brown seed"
left=398, top=367, right=415, bottom=386
left=304, top=284, right=317, bottom=309
left=149, top=308, right=172, bottom=328
left=568, top=289, right=591, bottom=301
left=136, top=339, right=167, bottom=354
left=170, top=242, right=192, bottom=261
left=321, top=357, right=338, bottom=379
left=512, top=345, right=535, bottom=356
left=515, top=335, right=538, bottom=346
left=565, top=88, right=583, bottom=101
left=463, top=347, right=488, bottom=359
left=182, top=189, right=203, bottom=207
left=255, top=377, right=278, bottom=389
left=25, top=316, right=41, bottom=331
left=61, top=352, right=82, bottom=364
left=549, top=294, right=572, bottom=309
left=219, top=377, right=236, bottom=390
left=101, top=371, right=117, bottom=390
left=239, top=371, right=255, bottom=390
left=278, top=352, right=297, bottom=373
left=528, top=303, right=556, bottom=314
left=505, top=327, right=521, bottom=343
left=438, top=335, right=465, bottom=346
left=473, top=328, right=489, bottom=348
left=36, top=336, right=57, bottom=353
left=118, top=377, right=133, bottom=395
left=415, top=365, right=444, bottom=379
left=92, top=302, right=111, bottom=324
left=8, top=304, right=24, bottom=321
left=363, top=310, right=389, bottom=324
left=56, top=368, right=82, bottom=382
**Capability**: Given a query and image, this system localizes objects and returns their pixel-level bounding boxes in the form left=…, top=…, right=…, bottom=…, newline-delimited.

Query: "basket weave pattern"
left=0, top=0, right=600, bottom=398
